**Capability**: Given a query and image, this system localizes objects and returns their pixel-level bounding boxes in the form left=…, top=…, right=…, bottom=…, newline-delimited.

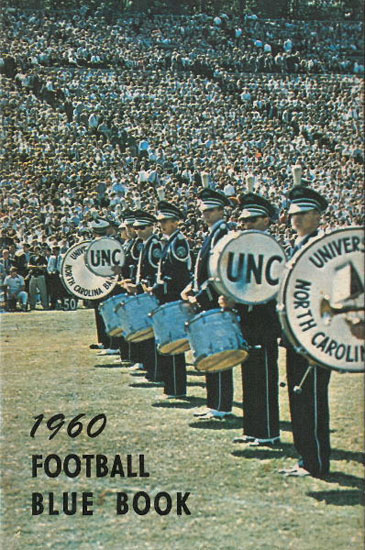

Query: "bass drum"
left=209, top=231, right=286, bottom=304
left=150, top=300, right=197, bottom=355
left=185, top=309, right=249, bottom=372
left=115, top=293, right=159, bottom=342
left=60, top=241, right=117, bottom=300
left=85, top=237, right=125, bottom=277
left=278, top=227, right=364, bottom=373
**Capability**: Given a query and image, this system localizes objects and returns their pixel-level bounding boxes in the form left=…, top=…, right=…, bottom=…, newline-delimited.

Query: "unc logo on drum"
left=85, top=238, right=126, bottom=277
left=89, top=249, right=122, bottom=268
left=226, top=252, right=284, bottom=286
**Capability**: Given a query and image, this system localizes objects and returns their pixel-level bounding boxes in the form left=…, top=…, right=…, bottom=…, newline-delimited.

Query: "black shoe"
left=89, top=343, right=104, bottom=349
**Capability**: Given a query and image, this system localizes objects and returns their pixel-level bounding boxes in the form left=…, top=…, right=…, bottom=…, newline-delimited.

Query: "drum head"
left=209, top=231, right=286, bottom=304
left=278, top=227, right=364, bottom=373
left=125, top=327, right=154, bottom=343
left=196, top=350, right=248, bottom=373
left=85, top=237, right=125, bottom=277
left=158, top=338, right=190, bottom=355
left=61, top=241, right=117, bottom=300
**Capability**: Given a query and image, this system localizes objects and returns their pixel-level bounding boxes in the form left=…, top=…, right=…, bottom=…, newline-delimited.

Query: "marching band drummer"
left=280, top=185, right=331, bottom=478
left=219, top=193, right=282, bottom=446
left=123, top=210, right=164, bottom=383
left=89, top=217, right=117, bottom=354
left=117, top=209, right=144, bottom=368
left=181, top=188, right=234, bottom=420
left=150, top=199, right=192, bottom=399
left=91, top=217, right=125, bottom=356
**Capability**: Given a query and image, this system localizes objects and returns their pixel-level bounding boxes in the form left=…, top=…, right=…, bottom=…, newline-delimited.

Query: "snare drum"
left=99, top=294, right=124, bottom=337
left=209, top=231, right=286, bottom=304
left=116, top=293, right=159, bottom=342
left=186, top=309, right=249, bottom=372
left=278, top=227, right=364, bottom=373
left=150, top=300, right=196, bottom=355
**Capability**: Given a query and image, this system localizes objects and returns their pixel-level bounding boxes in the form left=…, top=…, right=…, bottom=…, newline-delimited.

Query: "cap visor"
left=288, top=204, right=316, bottom=215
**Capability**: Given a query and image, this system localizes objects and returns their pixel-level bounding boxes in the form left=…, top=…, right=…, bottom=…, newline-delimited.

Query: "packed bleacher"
left=0, top=6, right=363, bottom=310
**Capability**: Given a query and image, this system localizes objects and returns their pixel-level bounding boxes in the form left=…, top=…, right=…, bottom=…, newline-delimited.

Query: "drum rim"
left=150, top=299, right=195, bottom=317
left=99, top=294, right=124, bottom=306
left=60, top=240, right=117, bottom=300
left=194, top=348, right=249, bottom=372
left=278, top=226, right=364, bottom=372
left=187, top=307, right=238, bottom=325
left=211, top=229, right=287, bottom=305
left=85, top=236, right=126, bottom=277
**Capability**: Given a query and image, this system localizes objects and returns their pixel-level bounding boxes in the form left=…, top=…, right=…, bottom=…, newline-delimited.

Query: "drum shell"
left=116, top=293, right=159, bottom=342
left=99, top=295, right=124, bottom=337
left=85, top=237, right=125, bottom=277
left=186, top=309, right=249, bottom=372
left=150, top=300, right=196, bottom=355
left=60, top=241, right=117, bottom=300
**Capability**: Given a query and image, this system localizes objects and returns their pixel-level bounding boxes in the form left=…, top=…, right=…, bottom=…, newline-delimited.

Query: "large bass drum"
left=185, top=309, right=249, bottom=372
left=209, top=231, right=286, bottom=304
left=60, top=241, right=117, bottom=300
left=85, top=237, right=125, bottom=277
left=278, top=227, right=364, bottom=373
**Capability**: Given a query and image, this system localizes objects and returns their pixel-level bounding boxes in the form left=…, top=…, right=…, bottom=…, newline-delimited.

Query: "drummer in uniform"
left=89, top=217, right=119, bottom=354
left=219, top=193, right=282, bottom=445
left=280, top=185, right=331, bottom=477
left=182, top=188, right=234, bottom=420
left=117, top=209, right=144, bottom=367
left=124, top=210, right=164, bottom=382
left=151, top=200, right=192, bottom=398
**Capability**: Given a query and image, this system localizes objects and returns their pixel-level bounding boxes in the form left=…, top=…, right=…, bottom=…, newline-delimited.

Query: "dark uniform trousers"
left=286, top=350, right=331, bottom=476
left=237, top=298, right=281, bottom=440
left=158, top=353, right=187, bottom=396
left=285, top=229, right=331, bottom=476
left=93, top=299, right=109, bottom=349
left=241, top=343, right=279, bottom=439
left=195, top=220, right=233, bottom=412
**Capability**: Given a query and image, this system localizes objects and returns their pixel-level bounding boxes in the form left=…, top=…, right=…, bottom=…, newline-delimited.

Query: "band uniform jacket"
left=136, top=234, right=163, bottom=290
left=194, top=219, right=229, bottom=310
left=122, top=237, right=143, bottom=282
left=153, top=229, right=192, bottom=304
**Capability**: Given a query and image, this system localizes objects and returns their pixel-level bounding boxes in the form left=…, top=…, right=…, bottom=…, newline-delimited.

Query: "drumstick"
left=201, top=172, right=209, bottom=188
left=292, top=164, right=302, bottom=186
left=157, top=187, right=165, bottom=200
left=246, top=174, right=255, bottom=193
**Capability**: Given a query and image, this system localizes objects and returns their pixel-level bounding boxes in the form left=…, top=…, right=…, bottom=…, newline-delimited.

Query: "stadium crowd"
left=0, top=7, right=363, bottom=310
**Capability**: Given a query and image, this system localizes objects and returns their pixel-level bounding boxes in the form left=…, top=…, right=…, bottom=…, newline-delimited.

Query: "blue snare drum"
left=99, top=294, right=124, bottom=337
left=115, top=293, right=159, bottom=342
left=150, top=300, right=197, bottom=355
left=186, top=309, right=249, bottom=372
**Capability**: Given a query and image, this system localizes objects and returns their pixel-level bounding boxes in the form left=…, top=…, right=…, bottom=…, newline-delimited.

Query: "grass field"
left=1, top=308, right=364, bottom=550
